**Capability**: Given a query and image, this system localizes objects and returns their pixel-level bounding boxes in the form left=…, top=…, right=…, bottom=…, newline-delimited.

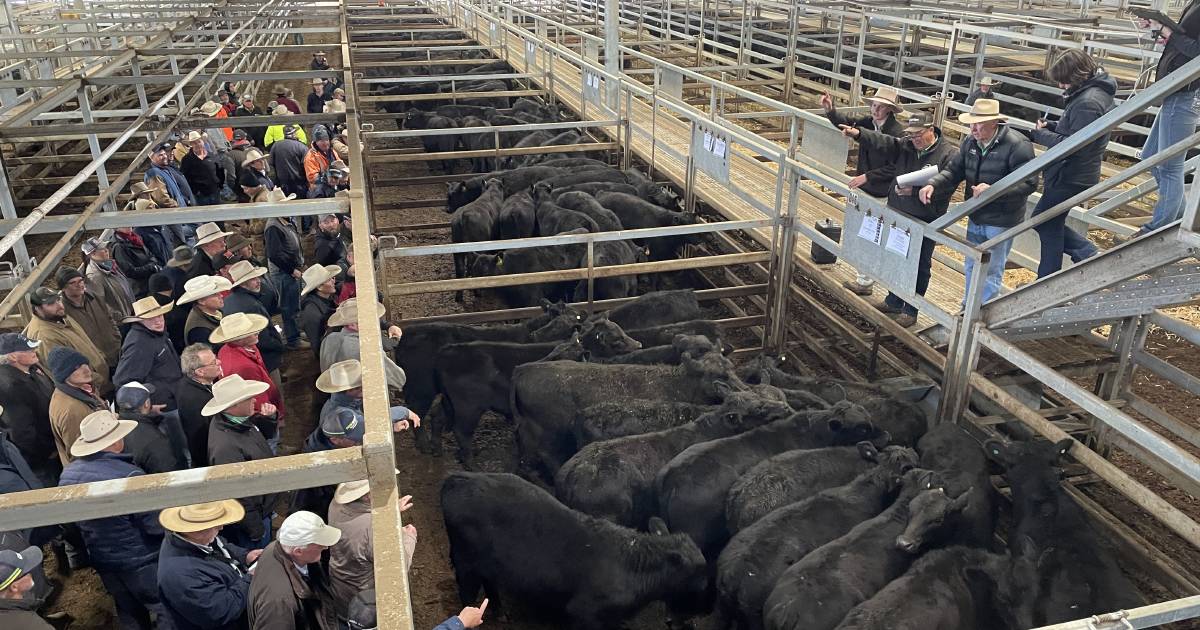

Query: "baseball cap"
left=116, top=381, right=156, bottom=410
left=152, top=141, right=174, bottom=154
left=30, top=286, right=63, bottom=306
left=320, top=407, right=365, bottom=443
left=902, top=113, right=935, bottom=134
left=277, top=511, right=341, bottom=547
left=0, top=546, right=43, bottom=592
left=0, top=332, right=40, bottom=355
left=81, top=236, right=109, bottom=257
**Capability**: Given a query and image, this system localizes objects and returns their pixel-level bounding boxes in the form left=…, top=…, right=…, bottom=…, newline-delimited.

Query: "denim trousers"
left=1032, top=182, right=1098, bottom=278
left=97, top=564, right=174, bottom=630
left=1141, top=89, right=1200, bottom=233
left=271, top=271, right=302, bottom=344
left=963, top=220, right=1014, bottom=304
left=884, top=237, right=937, bottom=316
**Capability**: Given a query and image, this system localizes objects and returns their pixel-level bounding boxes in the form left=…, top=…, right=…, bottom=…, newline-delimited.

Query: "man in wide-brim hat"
left=177, top=275, right=233, bottom=348
left=320, top=298, right=406, bottom=391
left=327, top=478, right=417, bottom=610
left=203, top=374, right=280, bottom=549
left=315, top=358, right=419, bottom=440
left=273, top=84, right=301, bottom=115
left=821, top=84, right=906, bottom=297
left=920, top=97, right=1037, bottom=305
left=115, top=295, right=184, bottom=416
left=965, top=76, right=1001, bottom=106
left=157, top=499, right=263, bottom=630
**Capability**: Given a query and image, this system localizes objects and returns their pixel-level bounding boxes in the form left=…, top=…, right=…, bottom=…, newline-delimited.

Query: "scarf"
left=118, top=230, right=146, bottom=249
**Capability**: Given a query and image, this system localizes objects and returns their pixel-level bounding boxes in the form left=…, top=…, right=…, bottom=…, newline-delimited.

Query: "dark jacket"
left=299, top=293, right=337, bottom=361
left=112, top=232, right=160, bottom=298
left=180, top=151, right=226, bottom=200
left=158, top=532, right=252, bottom=630
left=248, top=541, right=340, bottom=630
left=159, top=292, right=190, bottom=354
left=1156, top=0, right=1200, bottom=92
left=146, top=164, right=197, bottom=208
left=264, top=217, right=305, bottom=276
left=184, top=307, right=223, bottom=350
left=0, top=601, right=54, bottom=629
left=234, top=106, right=266, bottom=148
left=207, top=415, right=279, bottom=541
left=307, top=91, right=333, bottom=115
left=185, top=248, right=222, bottom=282
left=176, top=377, right=214, bottom=468
left=223, top=287, right=285, bottom=373
left=119, top=409, right=185, bottom=474
left=113, top=324, right=183, bottom=411
left=269, top=138, right=310, bottom=195
left=1030, top=71, right=1117, bottom=189
left=0, top=430, right=57, bottom=546
left=855, top=127, right=960, bottom=221
left=0, top=364, right=56, bottom=467
left=927, top=125, right=1039, bottom=227
left=58, top=451, right=163, bottom=571
left=824, top=109, right=904, bottom=197
left=313, top=230, right=348, bottom=272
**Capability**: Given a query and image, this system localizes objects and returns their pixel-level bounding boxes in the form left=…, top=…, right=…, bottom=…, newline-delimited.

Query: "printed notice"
left=885, top=228, right=911, bottom=257
left=713, top=138, right=727, bottom=158
left=857, top=215, right=883, bottom=245
left=703, top=131, right=714, bottom=152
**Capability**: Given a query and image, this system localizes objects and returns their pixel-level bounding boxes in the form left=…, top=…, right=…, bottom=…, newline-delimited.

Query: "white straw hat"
left=159, top=500, right=245, bottom=533
left=122, top=296, right=173, bottom=324
left=176, top=275, right=232, bottom=306
left=316, top=358, right=362, bottom=393
left=201, top=374, right=269, bottom=416
left=228, top=260, right=267, bottom=287
left=326, top=298, right=385, bottom=328
left=70, top=410, right=138, bottom=457
left=195, top=222, right=233, bottom=246
left=208, top=312, right=268, bottom=344
left=300, top=264, right=341, bottom=296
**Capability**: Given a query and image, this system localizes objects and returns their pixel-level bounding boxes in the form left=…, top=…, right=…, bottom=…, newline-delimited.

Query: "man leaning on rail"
left=839, top=112, right=958, bottom=327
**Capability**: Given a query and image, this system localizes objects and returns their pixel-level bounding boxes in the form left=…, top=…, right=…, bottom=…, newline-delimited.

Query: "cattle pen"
left=0, top=0, right=1200, bottom=627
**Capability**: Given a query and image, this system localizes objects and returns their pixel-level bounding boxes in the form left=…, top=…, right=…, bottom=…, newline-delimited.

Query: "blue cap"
left=0, top=332, right=40, bottom=355
left=321, top=407, right=364, bottom=443
left=115, top=381, right=155, bottom=410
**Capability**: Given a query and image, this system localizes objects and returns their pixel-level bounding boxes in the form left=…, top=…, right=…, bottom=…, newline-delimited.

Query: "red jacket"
left=277, top=96, right=302, bottom=115
left=217, top=343, right=284, bottom=419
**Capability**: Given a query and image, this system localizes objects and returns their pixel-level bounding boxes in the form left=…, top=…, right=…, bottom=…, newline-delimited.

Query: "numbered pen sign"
left=690, top=122, right=731, bottom=184
left=583, top=70, right=603, bottom=104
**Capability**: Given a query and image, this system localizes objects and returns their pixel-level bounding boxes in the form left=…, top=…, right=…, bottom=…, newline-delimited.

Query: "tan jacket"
left=24, top=315, right=112, bottom=398
left=48, top=386, right=107, bottom=467
left=248, top=542, right=340, bottom=630
left=327, top=497, right=415, bottom=611
left=62, top=291, right=122, bottom=367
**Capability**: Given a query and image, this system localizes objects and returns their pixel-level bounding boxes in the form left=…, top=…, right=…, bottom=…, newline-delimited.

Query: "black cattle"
left=524, top=130, right=586, bottom=166
left=448, top=166, right=563, bottom=211
left=458, top=79, right=510, bottom=107
left=555, top=191, right=623, bottom=231
left=403, top=109, right=458, bottom=172
left=537, top=157, right=611, bottom=169
left=986, top=438, right=1144, bottom=626
left=532, top=185, right=599, bottom=236
left=656, top=402, right=887, bottom=558
left=607, top=289, right=702, bottom=329
left=762, top=470, right=944, bottom=630
left=435, top=104, right=496, bottom=120
left=573, top=239, right=640, bottom=301
left=469, top=229, right=587, bottom=307
left=512, top=355, right=736, bottom=478
left=596, top=333, right=722, bottom=366
left=441, top=472, right=708, bottom=630
left=431, top=316, right=640, bottom=465
left=574, top=400, right=708, bottom=448
left=834, top=547, right=1030, bottom=630
left=626, top=319, right=722, bottom=348
left=557, top=385, right=792, bottom=528
left=541, top=168, right=628, bottom=190
left=910, top=423, right=997, bottom=548
left=624, top=168, right=680, bottom=209
left=499, top=96, right=559, bottom=121
left=496, top=190, right=536, bottom=239
left=398, top=301, right=585, bottom=453
left=716, top=453, right=919, bottom=630
left=464, top=59, right=510, bottom=74
left=448, top=178, right=503, bottom=302
left=550, top=182, right=639, bottom=201
left=726, top=443, right=918, bottom=534
left=501, top=130, right=554, bottom=169
left=458, top=116, right=495, bottom=172
left=594, top=191, right=702, bottom=260
left=376, top=82, right=443, bottom=113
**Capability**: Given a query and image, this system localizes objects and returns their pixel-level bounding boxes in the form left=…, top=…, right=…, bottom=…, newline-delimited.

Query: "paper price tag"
left=885, top=228, right=911, bottom=257
left=713, top=138, right=727, bottom=158
left=703, top=131, right=714, bottom=152
left=857, top=215, right=883, bottom=245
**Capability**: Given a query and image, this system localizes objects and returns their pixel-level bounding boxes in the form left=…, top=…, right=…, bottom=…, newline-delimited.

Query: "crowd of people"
left=825, top=47, right=1131, bottom=326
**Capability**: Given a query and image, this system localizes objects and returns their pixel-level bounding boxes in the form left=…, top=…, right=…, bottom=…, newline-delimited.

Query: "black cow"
left=532, top=184, right=599, bottom=235
left=626, top=319, right=723, bottom=348
left=435, top=104, right=496, bottom=120
left=448, top=177, right=503, bottom=302
left=458, top=116, right=495, bottom=172
left=512, top=355, right=736, bottom=478
left=656, top=402, right=887, bottom=558
left=557, top=385, right=792, bottom=528
left=448, top=166, right=563, bottom=211
left=725, top=443, right=919, bottom=534
left=594, top=191, right=701, bottom=260
left=432, top=316, right=640, bottom=465
left=833, top=546, right=1031, bottom=630
left=525, top=130, right=587, bottom=166
left=441, top=472, right=708, bottom=630
left=596, top=333, right=722, bottom=365
left=716, top=452, right=919, bottom=630
left=909, top=423, right=997, bottom=548
left=986, top=438, right=1144, bottom=626
left=624, top=167, right=681, bottom=209
left=537, top=157, right=611, bottom=169
left=761, top=470, right=944, bottom=630
left=403, top=109, right=458, bottom=173
left=555, top=191, right=623, bottom=231
left=573, top=239, right=640, bottom=301
left=496, top=190, right=536, bottom=239
left=469, top=229, right=587, bottom=307
left=550, top=182, right=639, bottom=201
left=541, top=168, right=629, bottom=190
left=574, top=400, right=708, bottom=448
left=501, top=130, right=554, bottom=169
left=398, top=301, right=585, bottom=453
left=607, top=289, right=702, bottom=329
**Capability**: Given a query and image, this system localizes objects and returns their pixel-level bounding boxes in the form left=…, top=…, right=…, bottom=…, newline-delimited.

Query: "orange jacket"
left=304, top=147, right=333, bottom=188
left=214, top=109, right=234, bottom=141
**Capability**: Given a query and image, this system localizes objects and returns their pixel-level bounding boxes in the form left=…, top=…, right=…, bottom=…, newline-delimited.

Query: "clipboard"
left=1128, top=7, right=1183, bottom=34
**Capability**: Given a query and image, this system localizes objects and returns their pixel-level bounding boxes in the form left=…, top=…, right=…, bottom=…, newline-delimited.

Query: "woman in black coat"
left=1029, top=49, right=1114, bottom=278
left=112, top=228, right=161, bottom=298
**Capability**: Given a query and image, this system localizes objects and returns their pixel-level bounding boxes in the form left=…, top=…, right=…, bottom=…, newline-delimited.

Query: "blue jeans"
left=1140, top=89, right=1199, bottom=233
left=271, top=271, right=301, bottom=344
left=963, top=220, right=1014, bottom=304
left=1033, top=182, right=1099, bottom=278
left=97, top=564, right=174, bottom=630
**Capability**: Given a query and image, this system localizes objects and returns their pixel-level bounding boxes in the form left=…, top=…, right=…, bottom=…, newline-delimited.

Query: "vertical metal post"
left=586, top=238, right=595, bottom=310
left=604, top=0, right=619, bottom=108
left=850, top=15, right=868, bottom=104
left=622, top=88, right=633, bottom=170
left=0, top=151, right=31, bottom=273
left=695, top=0, right=707, bottom=66
left=936, top=26, right=961, bottom=126
left=130, top=56, right=150, bottom=114
left=765, top=168, right=799, bottom=352
left=972, top=33, right=988, bottom=85
left=77, top=85, right=114, bottom=212
left=832, top=12, right=846, bottom=79
left=936, top=252, right=990, bottom=424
